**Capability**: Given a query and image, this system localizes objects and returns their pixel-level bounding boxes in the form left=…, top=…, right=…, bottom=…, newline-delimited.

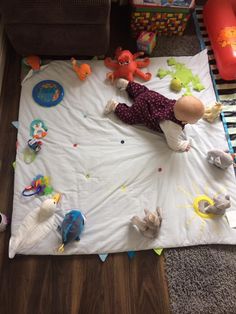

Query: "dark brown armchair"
left=0, top=0, right=111, bottom=56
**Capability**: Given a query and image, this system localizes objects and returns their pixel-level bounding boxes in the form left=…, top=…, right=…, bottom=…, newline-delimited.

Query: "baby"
left=104, top=79, right=205, bottom=152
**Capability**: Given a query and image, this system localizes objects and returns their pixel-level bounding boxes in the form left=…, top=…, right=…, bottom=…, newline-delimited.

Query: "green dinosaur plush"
left=157, top=58, right=205, bottom=94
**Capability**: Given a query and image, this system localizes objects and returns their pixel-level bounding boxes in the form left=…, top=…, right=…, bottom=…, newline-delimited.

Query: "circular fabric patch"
left=32, top=80, right=64, bottom=107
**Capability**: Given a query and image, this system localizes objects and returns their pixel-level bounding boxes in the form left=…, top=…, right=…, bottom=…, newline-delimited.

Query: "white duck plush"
left=38, top=194, right=61, bottom=221
left=9, top=193, right=61, bottom=258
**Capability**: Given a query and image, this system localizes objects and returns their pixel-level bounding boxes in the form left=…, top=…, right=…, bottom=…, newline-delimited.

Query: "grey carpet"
left=153, top=34, right=200, bottom=57
left=164, top=245, right=236, bottom=314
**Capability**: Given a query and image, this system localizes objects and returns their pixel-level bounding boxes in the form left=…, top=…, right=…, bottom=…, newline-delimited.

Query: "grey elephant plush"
left=131, top=207, right=162, bottom=239
left=207, top=149, right=235, bottom=170
left=199, top=194, right=231, bottom=215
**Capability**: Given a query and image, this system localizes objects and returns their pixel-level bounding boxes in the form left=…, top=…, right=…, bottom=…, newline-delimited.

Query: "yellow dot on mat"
left=121, top=185, right=126, bottom=192
left=86, top=174, right=90, bottom=179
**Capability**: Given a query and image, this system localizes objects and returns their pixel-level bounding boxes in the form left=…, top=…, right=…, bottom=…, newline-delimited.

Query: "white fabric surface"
left=9, top=50, right=236, bottom=257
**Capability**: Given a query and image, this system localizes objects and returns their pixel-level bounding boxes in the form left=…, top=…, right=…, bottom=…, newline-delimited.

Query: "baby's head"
left=174, top=95, right=205, bottom=124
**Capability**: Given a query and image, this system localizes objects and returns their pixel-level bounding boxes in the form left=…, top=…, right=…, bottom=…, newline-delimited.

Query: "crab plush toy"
left=104, top=47, right=151, bottom=82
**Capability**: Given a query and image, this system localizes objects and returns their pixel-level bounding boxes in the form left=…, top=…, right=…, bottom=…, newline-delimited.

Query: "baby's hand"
left=185, top=143, right=191, bottom=152
left=178, top=140, right=191, bottom=152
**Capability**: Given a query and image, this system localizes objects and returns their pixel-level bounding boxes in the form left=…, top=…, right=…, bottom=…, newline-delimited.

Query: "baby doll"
left=104, top=79, right=205, bottom=152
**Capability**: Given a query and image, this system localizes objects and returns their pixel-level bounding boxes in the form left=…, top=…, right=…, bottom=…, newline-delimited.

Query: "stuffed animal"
left=71, top=58, right=92, bottom=81
left=104, top=47, right=151, bottom=82
left=23, top=55, right=41, bottom=72
left=57, top=210, right=86, bottom=253
left=203, top=102, right=222, bottom=122
left=131, top=207, right=162, bottom=239
left=38, top=193, right=61, bottom=221
left=207, top=149, right=235, bottom=169
left=199, top=194, right=231, bottom=215
left=157, top=58, right=205, bottom=94
left=9, top=194, right=61, bottom=258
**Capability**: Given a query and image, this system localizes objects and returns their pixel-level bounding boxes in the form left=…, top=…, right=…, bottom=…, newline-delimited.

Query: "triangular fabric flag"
left=153, top=248, right=163, bottom=256
left=127, top=251, right=136, bottom=259
left=98, top=254, right=108, bottom=262
left=11, top=121, right=19, bottom=129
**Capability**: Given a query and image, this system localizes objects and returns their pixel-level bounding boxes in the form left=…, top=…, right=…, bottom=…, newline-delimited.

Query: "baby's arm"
left=159, top=120, right=190, bottom=152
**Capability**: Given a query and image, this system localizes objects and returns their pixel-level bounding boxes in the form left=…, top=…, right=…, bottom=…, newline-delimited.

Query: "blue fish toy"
left=58, top=210, right=85, bottom=253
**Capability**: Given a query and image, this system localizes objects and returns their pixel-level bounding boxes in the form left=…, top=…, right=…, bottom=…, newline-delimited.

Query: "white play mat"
left=9, top=50, right=236, bottom=258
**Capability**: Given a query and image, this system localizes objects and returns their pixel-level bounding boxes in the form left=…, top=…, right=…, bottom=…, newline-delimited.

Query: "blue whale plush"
left=58, top=210, right=85, bottom=253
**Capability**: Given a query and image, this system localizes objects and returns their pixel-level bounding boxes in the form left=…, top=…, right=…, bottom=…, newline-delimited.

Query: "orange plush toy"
left=71, top=58, right=92, bottom=81
left=104, top=47, right=151, bottom=83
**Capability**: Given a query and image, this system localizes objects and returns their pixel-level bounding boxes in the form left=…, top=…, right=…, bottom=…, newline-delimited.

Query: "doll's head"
left=174, top=95, right=205, bottom=124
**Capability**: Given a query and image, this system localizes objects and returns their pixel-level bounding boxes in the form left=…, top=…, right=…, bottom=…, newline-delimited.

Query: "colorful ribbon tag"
left=153, top=248, right=163, bottom=256
left=127, top=251, right=136, bottom=259
left=99, top=254, right=108, bottom=262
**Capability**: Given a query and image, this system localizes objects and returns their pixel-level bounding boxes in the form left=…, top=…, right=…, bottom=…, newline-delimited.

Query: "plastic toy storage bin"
left=130, top=0, right=195, bottom=38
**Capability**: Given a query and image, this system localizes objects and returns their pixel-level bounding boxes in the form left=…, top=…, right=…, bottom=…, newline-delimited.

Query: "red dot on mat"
left=73, top=144, right=78, bottom=147
left=158, top=168, right=162, bottom=172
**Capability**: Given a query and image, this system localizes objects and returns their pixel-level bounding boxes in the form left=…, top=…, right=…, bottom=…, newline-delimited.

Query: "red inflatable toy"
left=203, top=0, right=236, bottom=80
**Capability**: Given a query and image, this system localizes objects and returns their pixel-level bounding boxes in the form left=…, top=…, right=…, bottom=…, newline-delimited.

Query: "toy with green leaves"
left=157, top=58, right=205, bottom=95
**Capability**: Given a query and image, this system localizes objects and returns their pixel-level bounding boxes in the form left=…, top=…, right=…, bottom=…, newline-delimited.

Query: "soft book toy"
left=131, top=207, right=162, bottom=239
left=104, top=47, right=151, bottom=82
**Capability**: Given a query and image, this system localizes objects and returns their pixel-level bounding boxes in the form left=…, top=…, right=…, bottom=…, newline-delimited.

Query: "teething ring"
left=22, top=185, right=41, bottom=197
left=193, top=195, right=217, bottom=219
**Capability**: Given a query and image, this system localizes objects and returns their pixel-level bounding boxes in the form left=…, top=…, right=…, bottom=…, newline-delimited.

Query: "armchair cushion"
left=0, top=0, right=111, bottom=56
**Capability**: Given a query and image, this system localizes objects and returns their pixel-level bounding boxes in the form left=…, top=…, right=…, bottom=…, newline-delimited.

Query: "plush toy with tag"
left=199, top=194, right=231, bottom=216
left=207, top=149, right=236, bottom=169
left=203, top=102, right=222, bottom=122
left=131, top=207, right=162, bottom=239
left=104, top=47, right=151, bottom=82
left=57, top=210, right=86, bottom=253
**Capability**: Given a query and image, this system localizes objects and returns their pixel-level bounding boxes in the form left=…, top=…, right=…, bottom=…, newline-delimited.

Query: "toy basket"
left=130, top=0, right=195, bottom=38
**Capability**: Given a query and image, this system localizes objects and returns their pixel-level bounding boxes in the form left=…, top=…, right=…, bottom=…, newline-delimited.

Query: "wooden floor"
left=0, top=41, right=170, bottom=314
